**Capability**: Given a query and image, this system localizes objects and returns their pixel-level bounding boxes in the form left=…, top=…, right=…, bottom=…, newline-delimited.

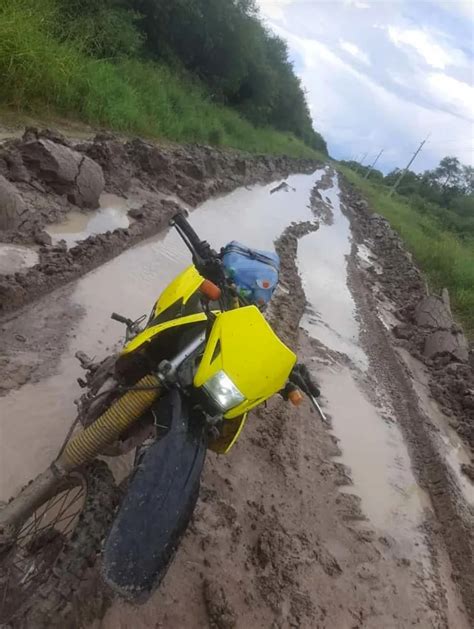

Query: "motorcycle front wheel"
left=0, top=460, right=119, bottom=629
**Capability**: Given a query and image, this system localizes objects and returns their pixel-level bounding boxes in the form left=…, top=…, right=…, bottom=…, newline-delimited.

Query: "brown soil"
left=338, top=179, right=473, bottom=461
left=93, top=218, right=458, bottom=629
left=1, top=133, right=473, bottom=628
left=0, top=128, right=321, bottom=315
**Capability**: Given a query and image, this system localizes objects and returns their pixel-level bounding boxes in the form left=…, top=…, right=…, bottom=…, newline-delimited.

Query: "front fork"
left=0, top=372, right=161, bottom=545
left=0, top=330, right=207, bottom=545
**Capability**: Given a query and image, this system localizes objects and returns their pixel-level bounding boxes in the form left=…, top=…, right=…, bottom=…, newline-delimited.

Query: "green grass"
left=337, top=165, right=474, bottom=339
left=0, top=0, right=320, bottom=159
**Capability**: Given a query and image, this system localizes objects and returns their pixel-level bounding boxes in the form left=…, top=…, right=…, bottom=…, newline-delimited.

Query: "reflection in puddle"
left=0, top=243, right=39, bottom=274
left=0, top=171, right=324, bottom=500
left=297, top=175, right=367, bottom=370
left=320, top=367, right=431, bottom=547
left=299, top=170, right=431, bottom=558
left=46, top=193, right=131, bottom=247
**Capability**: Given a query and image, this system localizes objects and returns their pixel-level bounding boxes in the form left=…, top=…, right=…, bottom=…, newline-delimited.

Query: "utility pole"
left=388, top=134, right=430, bottom=197
left=356, top=151, right=368, bottom=173
left=364, top=149, right=384, bottom=179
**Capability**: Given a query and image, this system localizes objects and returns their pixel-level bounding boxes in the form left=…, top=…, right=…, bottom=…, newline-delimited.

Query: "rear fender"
left=102, top=389, right=206, bottom=601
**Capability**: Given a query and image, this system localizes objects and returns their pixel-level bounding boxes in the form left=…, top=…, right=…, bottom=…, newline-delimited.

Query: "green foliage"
left=338, top=165, right=474, bottom=339
left=129, top=0, right=327, bottom=152
left=0, top=0, right=322, bottom=159
left=341, top=156, right=474, bottom=241
left=55, top=0, right=144, bottom=59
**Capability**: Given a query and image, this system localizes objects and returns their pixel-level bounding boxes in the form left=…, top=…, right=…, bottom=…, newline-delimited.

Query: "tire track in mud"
left=97, top=175, right=465, bottom=628
left=1, top=163, right=470, bottom=627
left=338, top=178, right=474, bottom=623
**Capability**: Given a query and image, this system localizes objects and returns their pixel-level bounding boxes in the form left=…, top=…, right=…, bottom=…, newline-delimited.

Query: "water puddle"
left=46, top=193, right=132, bottom=247
left=297, top=174, right=367, bottom=370
left=321, top=367, right=431, bottom=544
left=356, top=242, right=383, bottom=274
left=0, top=243, right=39, bottom=274
left=0, top=171, right=324, bottom=500
left=297, top=170, right=432, bottom=555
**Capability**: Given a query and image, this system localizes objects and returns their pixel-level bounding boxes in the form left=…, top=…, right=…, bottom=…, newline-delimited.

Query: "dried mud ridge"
left=0, top=127, right=321, bottom=314
left=339, top=176, right=474, bottom=620
left=2, top=171, right=471, bottom=627
left=339, top=179, right=473, bottom=466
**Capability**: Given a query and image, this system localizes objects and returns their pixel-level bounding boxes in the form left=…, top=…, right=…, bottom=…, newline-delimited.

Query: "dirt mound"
left=339, top=177, right=474, bottom=457
left=0, top=175, right=25, bottom=230
left=20, top=139, right=105, bottom=207
left=0, top=128, right=322, bottom=315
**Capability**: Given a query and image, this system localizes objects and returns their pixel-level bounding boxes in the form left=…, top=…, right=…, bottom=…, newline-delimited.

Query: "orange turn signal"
left=200, top=279, right=221, bottom=301
left=288, top=388, right=304, bottom=406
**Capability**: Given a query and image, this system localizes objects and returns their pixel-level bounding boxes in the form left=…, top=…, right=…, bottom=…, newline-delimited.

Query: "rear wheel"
left=0, top=460, right=119, bottom=628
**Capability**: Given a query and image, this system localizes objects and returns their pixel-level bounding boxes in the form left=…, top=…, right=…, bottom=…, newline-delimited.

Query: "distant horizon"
left=258, top=0, right=474, bottom=174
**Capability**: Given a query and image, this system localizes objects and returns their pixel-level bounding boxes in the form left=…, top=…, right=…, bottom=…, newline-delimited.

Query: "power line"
left=388, top=134, right=430, bottom=197
left=364, top=149, right=384, bottom=180
left=356, top=151, right=369, bottom=173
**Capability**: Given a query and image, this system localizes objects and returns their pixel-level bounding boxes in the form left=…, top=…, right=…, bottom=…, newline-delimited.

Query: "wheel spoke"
left=23, top=509, right=83, bottom=541
left=1, top=565, right=12, bottom=607
left=49, top=488, right=83, bottom=532
left=17, top=485, right=83, bottom=544
left=0, top=475, right=89, bottom=624
left=17, top=490, right=69, bottom=541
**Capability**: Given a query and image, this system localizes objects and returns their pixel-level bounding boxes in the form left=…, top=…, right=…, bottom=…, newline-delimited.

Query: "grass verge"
left=338, top=165, right=474, bottom=340
left=0, top=0, right=320, bottom=159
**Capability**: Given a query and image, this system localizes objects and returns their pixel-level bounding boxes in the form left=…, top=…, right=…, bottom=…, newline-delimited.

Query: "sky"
left=257, top=0, right=474, bottom=173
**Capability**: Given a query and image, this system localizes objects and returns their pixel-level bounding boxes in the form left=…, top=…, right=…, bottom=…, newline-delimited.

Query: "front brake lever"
left=308, top=394, right=328, bottom=424
left=289, top=364, right=329, bottom=424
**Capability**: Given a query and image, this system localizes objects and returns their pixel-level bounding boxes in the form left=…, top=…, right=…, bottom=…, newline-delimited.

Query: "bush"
left=0, top=0, right=320, bottom=159
left=338, top=165, right=474, bottom=339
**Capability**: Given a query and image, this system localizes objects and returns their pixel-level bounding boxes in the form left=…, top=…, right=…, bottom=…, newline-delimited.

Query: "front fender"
left=102, top=389, right=206, bottom=601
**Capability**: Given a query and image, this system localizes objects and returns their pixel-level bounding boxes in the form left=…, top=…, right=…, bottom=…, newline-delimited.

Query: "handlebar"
left=170, top=212, right=227, bottom=293
left=111, top=312, right=134, bottom=327
left=171, top=212, right=204, bottom=254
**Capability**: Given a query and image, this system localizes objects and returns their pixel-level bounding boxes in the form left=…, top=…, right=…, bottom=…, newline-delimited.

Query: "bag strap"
left=224, top=244, right=279, bottom=271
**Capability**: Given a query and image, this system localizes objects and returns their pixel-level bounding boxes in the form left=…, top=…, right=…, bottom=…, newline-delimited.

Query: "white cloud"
left=387, top=26, right=468, bottom=69
left=257, top=1, right=473, bottom=170
left=257, top=0, right=293, bottom=22
left=268, top=22, right=472, bottom=170
left=339, top=39, right=371, bottom=65
left=344, top=0, right=371, bottom=7
left=425, top=73, right=474, bottom=120
left=434, top=0, right=474, bottom=21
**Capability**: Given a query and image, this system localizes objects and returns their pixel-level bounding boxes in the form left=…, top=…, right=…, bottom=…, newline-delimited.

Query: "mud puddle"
left=297, top=171, right=448, bottom=582
left=298, top=177, right=367, bottom=370
left=320, top=367, right=431, bottom=544
left=46, top=194, right=132, bottom=247
left=0, top=171, right=323, bottom=501
left=0, top=244, right=38, bottom=274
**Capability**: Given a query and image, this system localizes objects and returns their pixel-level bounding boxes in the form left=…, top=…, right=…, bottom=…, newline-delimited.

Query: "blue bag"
left=222, top=241, right=280, bottom=306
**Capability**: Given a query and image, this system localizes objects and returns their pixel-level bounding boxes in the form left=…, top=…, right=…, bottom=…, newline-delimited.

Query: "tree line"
left=54, top=0, right=327, bottom=153
left=341, top=156, right=474, bottom=238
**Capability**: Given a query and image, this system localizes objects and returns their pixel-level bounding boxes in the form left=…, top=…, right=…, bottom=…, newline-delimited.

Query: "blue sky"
left=257, top=0, right=474, bottom=173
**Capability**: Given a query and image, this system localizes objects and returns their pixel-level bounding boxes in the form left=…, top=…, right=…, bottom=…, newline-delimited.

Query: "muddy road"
left=1, top=161, right=473, bottom=628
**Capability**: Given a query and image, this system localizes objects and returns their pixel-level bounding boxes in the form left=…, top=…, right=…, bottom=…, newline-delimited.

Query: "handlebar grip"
left=111, top=312, right=131, bottom=325
left=171, top=212, right=203, bottom=250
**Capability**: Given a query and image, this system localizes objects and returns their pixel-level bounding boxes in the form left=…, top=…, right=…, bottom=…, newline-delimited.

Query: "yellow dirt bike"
left=0, top=213, right=323, bottom=626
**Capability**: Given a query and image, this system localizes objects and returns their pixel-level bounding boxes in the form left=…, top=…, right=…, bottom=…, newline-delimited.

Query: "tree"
left=435, top=156, right=462, bottom=191
left=56, top=0, right=143, bottom=58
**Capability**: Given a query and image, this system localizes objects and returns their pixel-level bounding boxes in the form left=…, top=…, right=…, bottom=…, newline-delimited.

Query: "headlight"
left=202, top=370, right=245, bottom=412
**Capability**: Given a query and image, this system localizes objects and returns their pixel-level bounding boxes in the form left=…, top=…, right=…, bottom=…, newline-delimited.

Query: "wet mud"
left=0, top=137, right=473, bottom=627
left=0, top=128, right=321, bottom=315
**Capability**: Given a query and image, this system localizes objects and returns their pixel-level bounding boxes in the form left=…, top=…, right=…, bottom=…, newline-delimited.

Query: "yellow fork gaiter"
left=58, top=374, right=161, bottom=470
